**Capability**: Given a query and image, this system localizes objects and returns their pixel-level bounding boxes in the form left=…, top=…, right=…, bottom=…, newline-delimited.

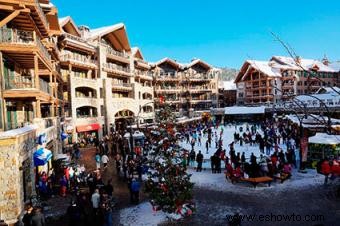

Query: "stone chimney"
left=322, top=55, right=329, bottom=66
left=78, top=25, right=90, bottom=38
left=295, top=56, right=301, bottom=64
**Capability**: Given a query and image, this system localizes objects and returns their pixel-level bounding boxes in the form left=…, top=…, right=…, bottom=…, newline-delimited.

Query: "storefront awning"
left=34, top=148, right=52, bottom=167
left=76, top=123, right=100, bottom=133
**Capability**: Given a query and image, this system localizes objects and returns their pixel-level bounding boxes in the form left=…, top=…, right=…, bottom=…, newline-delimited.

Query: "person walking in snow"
left=205, top=140, right=209, bottom=154
left=196, top=151, right=204, bottom=172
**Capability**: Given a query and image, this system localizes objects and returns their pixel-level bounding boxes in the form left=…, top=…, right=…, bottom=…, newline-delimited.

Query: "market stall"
left=308, top=133, right=340, bottom=167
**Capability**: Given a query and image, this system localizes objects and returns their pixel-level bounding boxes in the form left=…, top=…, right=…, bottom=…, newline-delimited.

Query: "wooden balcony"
left=186, top=73, right=213, bottom=82
left=3, top=75, right=52, bottom=101
left=111, top=82, right=133, bottom=91
left=135, top=71, right=153, bottom=81
left=106, top=46, right=130, bottom=64
left=60, top=54, right=97, bottom=69
left=155, top=87, right=182, bottom=94
left=190, top=99, right=212, bottom=104
left=61, top=33, right=96, bottom=53
left=154, top=72, right=181, bottom=81
left=0, top=27, right=52, bottom=69
left=2, top=0, right=50, bottom=36
left=135, top=58, right=150, bottom=70
left=188, top=87, right=212, bottom=93
left=103, top=63, right=131, bottom=77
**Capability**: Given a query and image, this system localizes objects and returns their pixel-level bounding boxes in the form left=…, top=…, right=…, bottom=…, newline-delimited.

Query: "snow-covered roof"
left=0, top=125, right=38, bottom=139
left=246, top=60, right=281, bottom=77
left=58, top=17, right=69, bottom=26
left=309, top=133, right=340, bottom=145
left=155, top=58, right=182, bottom=69
left=224, top=106, right=266, bottom=115
left=271, top=56, right=337, bottom=72
left=295, top=86, right=340, bottom=103
left=329, top=61, right=340, bottom=72
left=222, top=81, right=236, bottom=90
left=131, top=47, right=144, bottom=60
left=88, top=23, right=124, bottom=39
left=58, top=16, right=81, bottom=36
left=185, top=59, right=212, bottom=70
left=88, top=23, right=131, bottom=51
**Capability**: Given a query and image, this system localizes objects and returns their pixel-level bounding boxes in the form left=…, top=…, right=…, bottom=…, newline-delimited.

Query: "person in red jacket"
left=321, top=160, right=332, bottom=184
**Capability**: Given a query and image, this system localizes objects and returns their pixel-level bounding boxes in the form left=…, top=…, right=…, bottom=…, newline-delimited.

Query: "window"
left=298, top=81, right=302, bottom=86
left=101, top=105, right=104, bottom=116
left=100, top=88, right=103, bottom=98
left=139, top=92, right=141, bottom=99
left=304, top=81, right=307, bottom=86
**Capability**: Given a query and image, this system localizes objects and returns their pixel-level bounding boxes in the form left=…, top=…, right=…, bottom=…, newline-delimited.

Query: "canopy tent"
left=309, top=133, right=340, bottom=145
left=124, top=131, right=145, bottom=139
left=34, top=148, right=52, bottom=167
left=224, top=106, right=265, bottom=115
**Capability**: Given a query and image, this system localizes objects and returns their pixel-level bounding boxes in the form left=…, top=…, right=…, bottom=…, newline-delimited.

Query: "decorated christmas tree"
left=145, top=102, right=195, bottom=218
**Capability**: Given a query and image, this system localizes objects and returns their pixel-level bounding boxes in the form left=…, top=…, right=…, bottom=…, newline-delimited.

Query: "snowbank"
left=119, top=202, right=168, bottom=226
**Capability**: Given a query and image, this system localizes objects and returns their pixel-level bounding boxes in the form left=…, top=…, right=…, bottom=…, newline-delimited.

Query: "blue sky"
left=53, top=0, right=340, bottom=68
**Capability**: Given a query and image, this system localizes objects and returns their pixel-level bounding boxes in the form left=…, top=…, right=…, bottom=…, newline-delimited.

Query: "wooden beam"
left=0, top=5, right=14, bottom=11
left=0, top=10, right=21, bottom=28
left=34, top=53, right=40, bottom=89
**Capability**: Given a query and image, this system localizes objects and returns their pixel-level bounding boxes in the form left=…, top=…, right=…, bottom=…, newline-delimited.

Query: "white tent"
left=124, top=131, right=145, bottom=139
left=224, top=106, right=265, bottom=115
left=309, top=133, right=340, bottom=145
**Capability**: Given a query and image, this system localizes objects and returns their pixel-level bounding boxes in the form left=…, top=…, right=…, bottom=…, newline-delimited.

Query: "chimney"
left=78, top=25, right=90, bottom=38
left=322, top=55, right=329, bottom=66
left=295, top=56, right=301, bottom=64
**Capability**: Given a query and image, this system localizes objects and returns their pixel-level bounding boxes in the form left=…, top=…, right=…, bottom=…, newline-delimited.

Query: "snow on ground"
left=179, top=123, right=286, bottom=168
left=119, top=202, right=168, bottom=226
left=188, top=168, right=326, bottom=193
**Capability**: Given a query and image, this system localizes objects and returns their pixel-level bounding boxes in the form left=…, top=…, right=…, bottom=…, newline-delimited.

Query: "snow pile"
left=119, top=202, right=168, bottom=226
left=119, top=202, right=190, bottom=225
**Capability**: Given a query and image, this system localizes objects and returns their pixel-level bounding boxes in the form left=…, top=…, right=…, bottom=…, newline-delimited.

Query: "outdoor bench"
left=273, top=173, right=291, bottom=183
left=239, top=176, right=273, bottom=188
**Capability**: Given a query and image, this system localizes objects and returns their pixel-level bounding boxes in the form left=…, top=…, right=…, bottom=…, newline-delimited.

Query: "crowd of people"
left=20, top=117, right=339, bottom=225
left=178, top=119, right=302, bottom=182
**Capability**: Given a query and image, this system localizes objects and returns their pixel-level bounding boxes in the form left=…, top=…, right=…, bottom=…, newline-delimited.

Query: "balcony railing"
left=189, top=86, right=210, bottom=90
left=157, top=86, right=181, bottom=90
left=106, top=46, right=128, bottom=58
left=112, top=82, right=132, bottom=88
left=136, top=58, right=148, bottom=65
left=4, top=73, right=51, bottom=95
left=103, top=63, right=130, bottom=73
left=63, top=33, right=86, bottom=43
left=0, top=27, right=51, bottom=61
left=61, top=54, right=97, bottom=66
left=5, top=74, right=34, bottom=89
left=39, top=79, right=51, bottom=94
left=186, top=73, right=214, bottom=80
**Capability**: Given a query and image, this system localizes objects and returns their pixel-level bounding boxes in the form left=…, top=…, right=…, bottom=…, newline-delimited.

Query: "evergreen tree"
left=145, top=103, right=195, bottom=217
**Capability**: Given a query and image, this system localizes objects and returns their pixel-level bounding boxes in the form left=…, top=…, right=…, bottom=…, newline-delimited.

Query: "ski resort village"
left=0, top=1, right=339, bottom=226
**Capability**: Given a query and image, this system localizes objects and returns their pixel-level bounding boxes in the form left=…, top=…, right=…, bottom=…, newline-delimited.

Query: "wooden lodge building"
left=152, top=58, right=219, bottom=118
left=235, top=56, right=340, bottom=105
